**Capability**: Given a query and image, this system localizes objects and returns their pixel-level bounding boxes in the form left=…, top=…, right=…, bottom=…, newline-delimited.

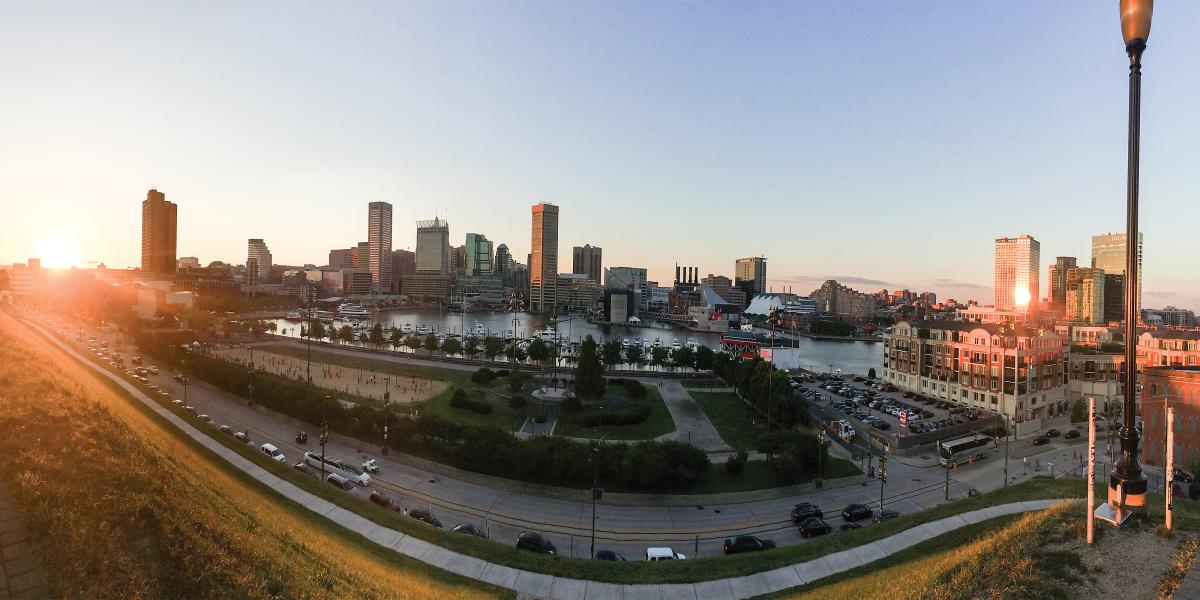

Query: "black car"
left=452, top=523, right=488, bottom=538
left=798, top=517, right=832, bottom=538
left=723, top=535, right=776, bottom=554
left=1064, top=429, right=1081, bottom=440
left=516, top=531, right=556, bottom=555
left=790, top=502, right=823, bottom=523
left=405, top=507, right=443, bottom=528
left=1033, top=435, right=1050, bottom=446
left=1046, top=428, right=1061, bottom=438
left=837, top=522, right=862, bottom=532
left=873, top=509, right=900, bottom=523
left=842, top=503, right=873, bottom=522
left=594, top=549, right=625, bottom=561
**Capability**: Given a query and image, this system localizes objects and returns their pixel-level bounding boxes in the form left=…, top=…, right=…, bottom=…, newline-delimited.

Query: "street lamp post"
left=589, top=444, right=600, bottom=559
left=1110, top=0, right=1152, bottom=515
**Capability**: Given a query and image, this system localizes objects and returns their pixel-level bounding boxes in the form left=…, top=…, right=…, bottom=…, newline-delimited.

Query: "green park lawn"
left=691, top=391, right=768, bottom=451
left=554, top=385, right=676, bottom=441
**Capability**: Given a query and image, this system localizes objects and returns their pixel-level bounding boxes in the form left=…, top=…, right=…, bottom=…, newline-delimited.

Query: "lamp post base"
left=1107, top=472, right=1148, bottom=516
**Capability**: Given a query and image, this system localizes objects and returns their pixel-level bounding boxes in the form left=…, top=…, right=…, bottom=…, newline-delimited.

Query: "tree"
left=671, top=346, right=695, bottom=370
left=370, top=323, right=385, bottom=348
left=463, top=336, right=481, bottom=357
left=573, top=336, right=606, bottom=399
left=404, top=335, right=421, bottom=352
left=309, top=321, right=326, bottom=342
left=1071, top=398, right=1087, bottom=423
left=867, top=367, right=877, bottom=379
left=389, top=327, right=403, bottom=351
left=338, top=325, right=354, bottom=344
left=527, top=339, right=551, bottom=364
left=249, top=320, right=266, bottom=336
left=483, top=336, right=505, bottom=361
left=601, top=340, right=623, bottom=370
left=423, top=333, right=440, bottom=354
left=624, top=345, right=643, bottom=368
left=505, top=343, right=527, bottom=362
left=725, top=450, right=747, bottom=477
left=650, top=347, right=669, bottom=367
left=694, top=345, right=714, bottom=371
left=442, top=336, right=463, bottom=356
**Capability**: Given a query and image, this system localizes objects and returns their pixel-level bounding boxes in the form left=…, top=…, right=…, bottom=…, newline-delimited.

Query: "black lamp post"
left=1110, top=0, right=1152, bottom=514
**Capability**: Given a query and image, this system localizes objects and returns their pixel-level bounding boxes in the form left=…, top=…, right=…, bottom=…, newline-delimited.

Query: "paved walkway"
left=0, top=486, right=48, bottom=600
left=654, top=380, right=732, bottom=454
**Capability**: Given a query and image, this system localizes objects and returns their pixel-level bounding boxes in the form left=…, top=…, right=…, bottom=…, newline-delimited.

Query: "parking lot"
left=790, top=374, right=997, bottom=439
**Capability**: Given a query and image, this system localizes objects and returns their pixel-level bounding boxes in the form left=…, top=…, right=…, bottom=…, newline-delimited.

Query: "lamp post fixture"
left=1110, top=0, right=1152, bottom=515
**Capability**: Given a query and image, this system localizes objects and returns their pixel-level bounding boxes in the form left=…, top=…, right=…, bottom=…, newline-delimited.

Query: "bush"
left=755, top=431, right=826, bottom=484
left=610, top=378, right=648, bottom=399
left=470, top=367, right=496, bottom=385
left=575, top=404, right=651, bottom=427
left=449, top=388, right=492, bottom=414
left=724, top=450, right=747, bottom=477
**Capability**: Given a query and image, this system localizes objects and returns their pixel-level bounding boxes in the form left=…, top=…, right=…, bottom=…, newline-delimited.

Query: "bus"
left=304, top=451, right=371, bottom=486
left=937, top=435, right=993, bottom=467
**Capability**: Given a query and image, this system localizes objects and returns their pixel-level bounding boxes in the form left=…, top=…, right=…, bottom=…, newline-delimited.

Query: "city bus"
left=937, top=435, right=993, bottom=467
left=304, top=451, right=371, bottom=486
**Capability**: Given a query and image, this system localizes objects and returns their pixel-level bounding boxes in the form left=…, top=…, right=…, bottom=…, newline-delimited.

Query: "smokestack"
left=675, top=264, right=680, bottom=284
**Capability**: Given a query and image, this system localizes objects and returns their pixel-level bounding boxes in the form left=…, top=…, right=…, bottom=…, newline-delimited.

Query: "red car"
left=368, top=491, right=402, bottom=512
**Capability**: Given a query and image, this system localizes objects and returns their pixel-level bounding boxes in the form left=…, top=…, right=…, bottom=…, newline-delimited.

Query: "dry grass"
left=782, top=501, right=1079, bottom=600
left=0, top=312, right=507, bottom=600
left=1156, top=537, right=1198, bottom=600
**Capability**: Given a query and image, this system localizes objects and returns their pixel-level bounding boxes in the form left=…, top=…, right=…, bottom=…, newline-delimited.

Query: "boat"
left=336, top=303, right=370, bottom=320
left=671, top=337, right=681, bottom=350
left=313, top=309, right=336, bottom=323
left=653, top=338, right=662, bottom=347
left=534, top=326, right=556, bottom=342
left=504, top=329, right=515, bottom=340
left=641, top=339, right=652, bottom=350
left=401, top=323, right=414, bottom=335
left=416, top=324, right=430, bottom=335
left=686, top=338, right=699, bottom=349
left=285, top=311, right=303, bottom=322
left=473, top=321, right=488, bottom=337
left=621, top=337, right=631, bottom=348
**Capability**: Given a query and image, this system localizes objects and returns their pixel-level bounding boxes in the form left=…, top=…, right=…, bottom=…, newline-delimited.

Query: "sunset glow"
left=35, top=235, right=82, bottom=269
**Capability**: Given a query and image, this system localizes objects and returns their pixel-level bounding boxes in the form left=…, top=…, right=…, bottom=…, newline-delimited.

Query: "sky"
left=2, top=1, right=1199, bottom=310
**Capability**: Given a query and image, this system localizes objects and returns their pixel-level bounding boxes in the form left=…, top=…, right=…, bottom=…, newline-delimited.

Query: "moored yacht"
left=401, top=323, right=414, bottom=335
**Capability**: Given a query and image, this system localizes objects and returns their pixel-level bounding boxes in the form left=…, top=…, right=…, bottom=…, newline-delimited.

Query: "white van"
left=260, top=443, right=286, bottom=463
left=646, top=547, right=686, bottom=561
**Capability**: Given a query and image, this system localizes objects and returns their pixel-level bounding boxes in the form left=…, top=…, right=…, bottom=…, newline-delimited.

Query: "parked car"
left=260, top=443, right=286, bottom=462
left=594, top=549, right=626, bottom=561
left=1065, top=429, right=1081, bottom=440
left=723, top=535, right=776, bottom=554
left=842, top=504, right=873, bottom=522
left=218, top=425, right=233, bottom=436
left=233, top=431, right=252, bottom=444
left=1033, top=435, right=1050, bottom=446
left=325, top=473, right=356, bottom=493
left=1046, top=428, right=1061, bottom=438
left=362, top=457, right=380, bottom=473
left=791, top=502, right=823, bottom=522
left=368, top=491, right=402, bottom=512
left=646, top=547, right=686, bottom=561
left=516, top=532, right=557, bottom=555
left=405, top=507, right=443, bottom=528
left=798, top=517, right=832, bottom=538
left=873, top=509, right=901, bottom=523
left=451, top=523, right=487, bottom=538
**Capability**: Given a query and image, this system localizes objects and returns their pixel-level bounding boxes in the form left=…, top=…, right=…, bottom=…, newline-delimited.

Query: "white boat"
left=416, top=324, right=430, bottom=335
left=313, top=309, right=336, bottom=323
left=337, top=303, right=370, bottom=320
left=641, top=339, right=652, bottom=350
left=653, top=338, right=662, bottom=347
left=671, top=337, right=681, bottom=350
left=685, top=338, right=699, bottom=348
left=401, top=323, right=414, bottom=335
left=621, top=337, right=631, bottom=348
left=285, top=311, right=303, bottom=321
left=504, top=329, right=515, bottom=340
left=534, top=326, right=556, bottom=342
left=473, top=321, right=488, bottom=337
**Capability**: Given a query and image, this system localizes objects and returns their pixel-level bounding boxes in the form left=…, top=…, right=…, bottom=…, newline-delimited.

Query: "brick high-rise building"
left=368, top=201, right=393, bottom=293
left=529, top=203, right=559, bottom=313
left=1048, top=256, right=1077, bottom=316
left=140, top=189, right=177, bottom=275
left=994, top=234, right=1040, bottom=319
left=1065, top=267, right=1105, bottom=325
left=572, top=244, right=602, bottom=283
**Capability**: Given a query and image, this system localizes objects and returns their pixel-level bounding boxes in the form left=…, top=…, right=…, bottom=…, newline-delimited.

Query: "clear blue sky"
left=2, top=1, right=1198, bottom=309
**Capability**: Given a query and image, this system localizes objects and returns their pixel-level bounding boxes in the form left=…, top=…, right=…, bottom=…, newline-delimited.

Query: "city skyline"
left=4, top=2, right=1200, bottom=310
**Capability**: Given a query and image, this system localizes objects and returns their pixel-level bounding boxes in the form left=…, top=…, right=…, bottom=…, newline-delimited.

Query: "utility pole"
left=382, top=388, right=391, bottom=456
left=320, top=401, right=329, bottom=480
left=589, top=444, right=600, bottom=559
left=879, top=456, right=887, bottom=513
left=1004, top=414, right=1010, bottom=487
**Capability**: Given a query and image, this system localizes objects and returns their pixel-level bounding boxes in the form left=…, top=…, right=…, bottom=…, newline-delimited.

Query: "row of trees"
left=711, top=352, right=812, bottom=430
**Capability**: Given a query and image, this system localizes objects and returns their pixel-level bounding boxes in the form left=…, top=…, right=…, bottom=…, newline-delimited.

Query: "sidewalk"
left=65, top=326, right=1069, bottom=598
left=0, top=485, right=48, bottom=600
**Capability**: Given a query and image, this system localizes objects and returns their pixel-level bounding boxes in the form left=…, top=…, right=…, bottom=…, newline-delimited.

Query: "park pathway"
left=654, top=380, right=736, bottom=455
left=0, top=485, right=47, bottom=600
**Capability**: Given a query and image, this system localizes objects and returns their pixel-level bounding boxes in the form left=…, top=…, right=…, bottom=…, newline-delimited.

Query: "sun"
left=36, top=234, right=82, bottom=269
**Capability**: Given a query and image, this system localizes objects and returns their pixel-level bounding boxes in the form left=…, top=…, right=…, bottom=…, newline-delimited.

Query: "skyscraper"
left=572, top=244, right=603, bottom=283
left=352, top=242, right=369, bottom=268
left=735, top=257, right=767, bottom=295
left=415, top=218, right=450, bottom=273
left=529, top=203, right=559, bottom=313
left=1048, top=256, right=1077, bottom=316
left=465, top=233, right=494, bottom=276
left=1065, top=267, right=1105, bottom=324
left=368, top=202, right=393, bottom=293
left=247, top=239, right=272, bottom=282
left=1092, top=232, right=1143, bottom=313
left=494, top=244, right=513, bottom=275
left=993, top=234, right=1040, bottom=318
left=140, top=188, right=177, bottom=275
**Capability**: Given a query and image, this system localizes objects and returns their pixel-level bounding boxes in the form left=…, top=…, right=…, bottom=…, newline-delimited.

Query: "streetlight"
left=1110, top=0, right=1152, bottom=516
left=589, top=443, right=600, bottom=559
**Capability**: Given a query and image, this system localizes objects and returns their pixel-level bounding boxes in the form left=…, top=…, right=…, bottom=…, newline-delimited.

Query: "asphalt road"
left=35, top=313, right=1101, bottom=560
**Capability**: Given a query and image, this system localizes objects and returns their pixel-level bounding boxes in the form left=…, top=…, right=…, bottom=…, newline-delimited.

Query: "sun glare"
left=36, top=234, right=82, bottom=269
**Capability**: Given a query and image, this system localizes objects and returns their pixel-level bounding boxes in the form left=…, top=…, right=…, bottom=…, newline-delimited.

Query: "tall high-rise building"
left=247, top=239, right=272, bottom=282
left=1091, top=232, right=1143, bottom=314
left=328, top=248, right=354, bottom=269
left=993, top=234, right=1040, bottom=318
left=529, top=203, right=559, bottom=312
left=494, top=244, right=513, bottom=275
left=452, top=245, right=466, bottom=276
left=572, top=244, right=603, bottom=283
left=368, top=202, right=393, bottom=293
left=415, top=218, right=451, bottom=273
left=605, top=266, right=648, bottom=309
left=1103, top=273, right=1126, bottom=324
left=140, top=188, right=177, bottom=275
left=390, top=249, right=416, bottom=294
left=352, top=242, right=370, bottom=268
left=465, top=233, right=494, bottom=276
left=735, top=257, right=767, bottom=295
left=1048, top=256, right=1077, bottom=315
left=1065, top=267, right=1105, bottom=324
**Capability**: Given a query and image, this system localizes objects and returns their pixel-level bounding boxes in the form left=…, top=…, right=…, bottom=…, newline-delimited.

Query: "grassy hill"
left=0, top=312, right=508, bottom=600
